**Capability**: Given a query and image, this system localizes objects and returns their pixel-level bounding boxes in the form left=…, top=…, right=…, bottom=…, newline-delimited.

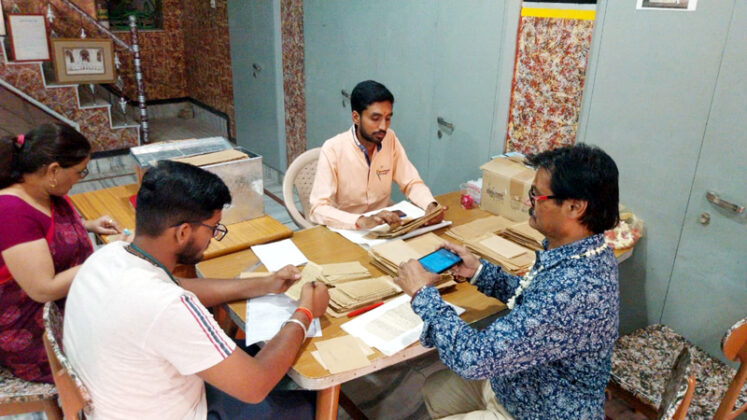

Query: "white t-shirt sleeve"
left=145, top=294, right=237, bottom=375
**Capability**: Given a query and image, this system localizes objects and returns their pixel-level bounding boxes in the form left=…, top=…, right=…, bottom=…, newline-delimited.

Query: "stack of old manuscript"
left=464, top=233, right=535, bottom=275
left=327, top=276, right=399, bottom=315
left=500, top=221, right=545, bottom=251
left=285, top=261, right=400, bottom=317
left=319, top=261, right=371, bottom=284
left=444, top=215, right=515, bottom=243
left=364, top=204, right=445, bottom=239
left=368, top=233, right=457, bottom=287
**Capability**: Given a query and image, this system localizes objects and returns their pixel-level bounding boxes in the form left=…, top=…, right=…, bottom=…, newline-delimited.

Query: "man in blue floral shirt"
left=394, top=144, right=620, bottom=419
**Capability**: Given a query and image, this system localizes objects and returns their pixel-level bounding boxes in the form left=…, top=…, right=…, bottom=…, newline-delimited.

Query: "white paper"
left=251, top=238, right=308, bottom=271
left=329, top=201, right=451, bottom=248
left=341, top=294, right=464, bottom=356
left=245, top=293, right=321, bottom=346
left=9, top=15, right=50, bottom=61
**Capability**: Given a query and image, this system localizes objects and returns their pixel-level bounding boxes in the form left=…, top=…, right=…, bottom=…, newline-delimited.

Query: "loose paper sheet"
left=314, top=335, right=372, bottom=374
left=342, top=295, right=465, bottom=356
left=244, top=293, right=321, bottom=346
left=311, top=337, right=374, bottom=370
left=251, top=239, right=308, bottom=272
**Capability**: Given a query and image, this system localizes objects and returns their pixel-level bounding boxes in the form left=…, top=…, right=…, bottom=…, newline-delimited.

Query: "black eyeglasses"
left=528, top=187, right=562, bottom=207
left=172, top=221, right=228, bottom=241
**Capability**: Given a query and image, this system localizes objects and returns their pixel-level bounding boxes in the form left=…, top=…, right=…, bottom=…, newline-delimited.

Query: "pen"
left=311, top=281, right=335, bottom=289
left=346, top=301, right=384, bottom=318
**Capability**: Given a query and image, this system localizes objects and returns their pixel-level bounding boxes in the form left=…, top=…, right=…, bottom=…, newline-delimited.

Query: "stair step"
left=78, top=85, right=110, bottom=108
left=110, top=111, right=140, bottom=128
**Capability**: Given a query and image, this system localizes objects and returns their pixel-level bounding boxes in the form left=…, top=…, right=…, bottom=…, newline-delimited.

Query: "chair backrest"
left=42, top=302, right=92, bottom=419
left=713, top=317, right=747, bottom=420
left=658, top=347, right=696, bottom=420
left=282, top=147, right=321, bottom=229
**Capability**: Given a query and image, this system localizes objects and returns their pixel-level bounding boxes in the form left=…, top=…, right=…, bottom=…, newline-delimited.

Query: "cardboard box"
left=480, top=155, right=536, bottom=222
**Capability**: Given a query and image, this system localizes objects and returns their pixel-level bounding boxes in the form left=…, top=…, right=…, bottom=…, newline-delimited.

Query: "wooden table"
left=196, top=191, right=635, bottom=419
left=69, top=183, right=293, bottom=260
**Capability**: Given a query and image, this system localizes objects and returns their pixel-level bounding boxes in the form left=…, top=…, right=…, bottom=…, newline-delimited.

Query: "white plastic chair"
left=282, top=148, right=321, bottom=229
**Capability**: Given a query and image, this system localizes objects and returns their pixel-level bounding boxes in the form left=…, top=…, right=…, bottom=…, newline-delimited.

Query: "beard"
left=358, top=125, right=386, bottom=145
left=176, top=238, right=206, bottom=265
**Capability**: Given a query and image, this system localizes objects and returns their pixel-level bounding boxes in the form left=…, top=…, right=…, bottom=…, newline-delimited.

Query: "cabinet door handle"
left=437, top=117, right=454, bottom=131
left=706, top=191, right=744, bottom=214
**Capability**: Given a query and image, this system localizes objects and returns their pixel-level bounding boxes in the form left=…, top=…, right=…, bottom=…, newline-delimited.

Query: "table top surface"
left=195, top=192, right=508, bottom=389
left=69, top=183, right=293, bottom=260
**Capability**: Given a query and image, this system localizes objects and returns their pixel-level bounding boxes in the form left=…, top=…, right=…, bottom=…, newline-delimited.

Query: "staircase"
left=0, top=41, right=140, bottom=152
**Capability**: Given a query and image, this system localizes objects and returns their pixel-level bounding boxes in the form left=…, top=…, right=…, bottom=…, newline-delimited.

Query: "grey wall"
left=301, top=0, right=745, bottom=359
left=577, top=0, right=742, bottom=340
left=228, top=0, right=286, bottom=170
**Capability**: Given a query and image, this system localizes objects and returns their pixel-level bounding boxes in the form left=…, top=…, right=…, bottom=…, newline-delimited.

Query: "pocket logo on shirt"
left=375, top=168, right=390, bottom=180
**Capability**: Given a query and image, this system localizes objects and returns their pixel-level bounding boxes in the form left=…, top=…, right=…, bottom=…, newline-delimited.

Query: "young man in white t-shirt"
left=64, top=160, right=329, bottom=420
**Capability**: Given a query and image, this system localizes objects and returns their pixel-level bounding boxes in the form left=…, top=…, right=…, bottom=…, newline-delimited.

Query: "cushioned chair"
left=282, top=148, right=321, bottom=229
left=43, top=302, right=92, bottom=419
left=609, top=318, right=747, bottom=419
left=0, top=367, right=61, bottom=419
left=714, top=318, right=747, bottom=419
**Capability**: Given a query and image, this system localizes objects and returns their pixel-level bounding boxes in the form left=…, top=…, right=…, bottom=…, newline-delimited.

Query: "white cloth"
left=63, top=242, right=236, bottom=420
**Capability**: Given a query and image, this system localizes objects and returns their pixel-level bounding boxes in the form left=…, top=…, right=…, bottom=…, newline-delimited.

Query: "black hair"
left=351, top=80, right=394, bottom=114
left=0, top=123, right=91, bottom=189
left=525, top=143, right=619, bottom=234
left=135, top=160, right=232, bottom=237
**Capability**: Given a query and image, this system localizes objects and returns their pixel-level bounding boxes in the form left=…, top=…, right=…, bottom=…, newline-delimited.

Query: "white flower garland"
left=505, top=243, right=609, bottom=310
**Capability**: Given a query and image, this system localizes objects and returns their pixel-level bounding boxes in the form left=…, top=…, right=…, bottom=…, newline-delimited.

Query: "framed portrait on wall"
left=7, top=14, right=51, bottom=61
left=637, top=0, right=697, bottom=11
left=0, top=7, right=6, bottom=36
left=50, top=39, right=117, bottom=84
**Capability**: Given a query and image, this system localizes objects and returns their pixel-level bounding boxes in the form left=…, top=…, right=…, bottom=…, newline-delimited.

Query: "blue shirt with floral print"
left=411, top=233, right=619, bottom=419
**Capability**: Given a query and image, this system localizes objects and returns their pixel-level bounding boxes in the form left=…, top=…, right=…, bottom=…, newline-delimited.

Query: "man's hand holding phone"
left=439, top=242, right=481, bottom=278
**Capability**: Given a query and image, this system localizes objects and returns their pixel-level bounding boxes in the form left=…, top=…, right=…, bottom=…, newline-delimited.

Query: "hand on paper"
left=423, top=202, right=446, bottom=226
left=299, top=282, right=330, bottom=318
left=85, top=215, right=121, bottom=235
left=263, top=265, right=301, bottom=294
left=394, top=260, right=440, bottom=296
left=356, top=210, right=402, bottom=229
left=439, top=242, right=480, bottom=278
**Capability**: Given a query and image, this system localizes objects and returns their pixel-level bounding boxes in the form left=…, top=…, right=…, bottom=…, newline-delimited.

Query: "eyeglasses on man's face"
left=528, top=187, right=562, bottom=207
left=172, top=221, right=228, bottom=241
left=78, top=167, right=89, bottom=179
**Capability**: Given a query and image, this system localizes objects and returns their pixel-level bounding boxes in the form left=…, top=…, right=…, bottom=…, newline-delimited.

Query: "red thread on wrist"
left=295, top=306, right=313, bottom=323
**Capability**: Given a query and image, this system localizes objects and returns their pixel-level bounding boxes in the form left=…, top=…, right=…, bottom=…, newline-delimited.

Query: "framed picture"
left=50, top=38, right=117, bottom=84
left=7, top=14, right=51, bottom=61
left=0, top=7, right=6, bottom=36
left=637, top=0, right=697, bottom=11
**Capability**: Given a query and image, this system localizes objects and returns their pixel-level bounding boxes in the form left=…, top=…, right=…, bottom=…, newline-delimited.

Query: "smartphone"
left=393, top=210, right=407, bottom=218
left=418, top=248, right=462, bottom=274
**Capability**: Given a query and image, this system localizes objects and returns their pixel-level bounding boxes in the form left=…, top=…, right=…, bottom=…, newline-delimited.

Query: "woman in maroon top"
left=0, top=123, right=121, bottom=383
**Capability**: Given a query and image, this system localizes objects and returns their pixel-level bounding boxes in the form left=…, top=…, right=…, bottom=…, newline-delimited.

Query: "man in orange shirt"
left=309, top=80, right=442, bottom=230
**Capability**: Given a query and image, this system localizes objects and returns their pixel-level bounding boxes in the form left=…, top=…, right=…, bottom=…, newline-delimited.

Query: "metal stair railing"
left=55, top=0, right=150, bottom=144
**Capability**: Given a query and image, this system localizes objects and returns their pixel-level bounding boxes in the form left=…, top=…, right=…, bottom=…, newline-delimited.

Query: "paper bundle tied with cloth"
left=368, top=233, right=458, bottom=288
left=285, top=261, right=401, bottom=317
left=364, top=203, right=445, bottom=239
